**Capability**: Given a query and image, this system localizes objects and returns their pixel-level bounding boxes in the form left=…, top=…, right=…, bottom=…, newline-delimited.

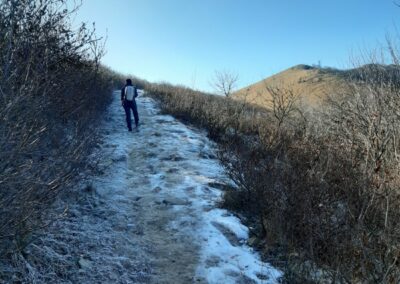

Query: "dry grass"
left=233, top=64, right=348, bottom=109
left=147, top=61, right=400, bottom=283
left=146, top=83, right=269, bottom=139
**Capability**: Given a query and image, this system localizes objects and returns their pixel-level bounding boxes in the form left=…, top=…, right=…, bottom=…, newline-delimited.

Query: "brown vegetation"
left=233, top=64, right=348, bottom=109
left=147, top=59, right=400, bottom=283
left=0, top=0, right=122, bottom=277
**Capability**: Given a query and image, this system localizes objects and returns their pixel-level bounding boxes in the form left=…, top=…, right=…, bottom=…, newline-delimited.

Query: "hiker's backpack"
left=125, top=86, right=136, bottom=101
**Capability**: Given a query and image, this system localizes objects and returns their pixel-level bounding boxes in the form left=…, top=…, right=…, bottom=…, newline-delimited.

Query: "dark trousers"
left=123, top=100, right=139, bottom=130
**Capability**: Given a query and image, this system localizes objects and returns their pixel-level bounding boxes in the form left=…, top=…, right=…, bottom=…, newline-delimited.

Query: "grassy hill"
left=233, top=64, right=348, bottom=108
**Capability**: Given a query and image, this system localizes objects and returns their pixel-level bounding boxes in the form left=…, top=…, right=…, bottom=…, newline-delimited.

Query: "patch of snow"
left=133, top=95, right=283, bottom=283
left=16, top=90, right=282, bottom=283
left=197, top=208, right=282, bottom=283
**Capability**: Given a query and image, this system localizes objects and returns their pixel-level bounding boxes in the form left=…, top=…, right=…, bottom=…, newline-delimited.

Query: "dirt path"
left=122, top=98, right=207, bottom=283
left=19, top=92, right=281, bottom=283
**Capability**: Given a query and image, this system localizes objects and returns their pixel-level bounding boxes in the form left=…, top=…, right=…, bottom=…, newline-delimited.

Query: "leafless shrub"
left=147, top=51, right=400, bottom=281
left=210, top=70, right=239, bottom=97
left=0, top=0, right=122, bottom=278
left=146, top=82, right=266, bottom=139
left=319, top=56, right=400, bottom=282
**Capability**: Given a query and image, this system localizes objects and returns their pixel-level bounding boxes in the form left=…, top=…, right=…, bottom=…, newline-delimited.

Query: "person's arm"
left=121, top=87, right=125, bottom=105
left=134, top=86, right=139, bottom=98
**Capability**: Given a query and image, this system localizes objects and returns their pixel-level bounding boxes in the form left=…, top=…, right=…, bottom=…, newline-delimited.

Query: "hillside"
left=147, top=62, right=400, bottom=282
left=233, top=64, right=348, bottom=108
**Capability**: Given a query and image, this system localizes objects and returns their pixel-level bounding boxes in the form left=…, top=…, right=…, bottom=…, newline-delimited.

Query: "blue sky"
left=71, top=0, right=400, bottom=92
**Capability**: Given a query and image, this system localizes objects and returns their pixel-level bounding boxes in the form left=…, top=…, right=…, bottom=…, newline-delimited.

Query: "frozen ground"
left=13, top=91, right=282, bottom=283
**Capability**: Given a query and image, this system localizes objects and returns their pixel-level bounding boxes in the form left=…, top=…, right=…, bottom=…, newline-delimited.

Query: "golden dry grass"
left=233, top=65, right=347, bottom=109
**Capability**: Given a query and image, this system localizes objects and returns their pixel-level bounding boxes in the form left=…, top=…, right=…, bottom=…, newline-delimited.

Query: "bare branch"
left=210, top=69, right=239, bottom=97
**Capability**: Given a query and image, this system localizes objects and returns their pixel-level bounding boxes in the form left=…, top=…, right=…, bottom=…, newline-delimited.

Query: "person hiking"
left=121, top=79, right=139, bottom=131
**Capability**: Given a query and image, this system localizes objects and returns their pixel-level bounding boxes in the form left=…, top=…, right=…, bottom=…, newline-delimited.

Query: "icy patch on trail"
left=11, top=90, right=281, bottom=283
left=135, top=95, right=283, bottom=283
left=4, top=90, right=152, bottom=283
left=197, top=209, right=282, bottom=283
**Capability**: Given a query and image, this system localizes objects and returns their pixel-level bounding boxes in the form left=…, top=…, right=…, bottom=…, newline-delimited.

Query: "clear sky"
left=71, top=0, right=400, bottom=92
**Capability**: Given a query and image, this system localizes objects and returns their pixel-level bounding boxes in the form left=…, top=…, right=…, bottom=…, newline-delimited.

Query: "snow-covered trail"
left=35, top=91, right=281, bottom=283
left=97, top=91, right=282, bottom=283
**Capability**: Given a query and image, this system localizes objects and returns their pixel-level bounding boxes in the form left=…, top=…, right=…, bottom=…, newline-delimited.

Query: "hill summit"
left=233, top=64, right=347, bottom=108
